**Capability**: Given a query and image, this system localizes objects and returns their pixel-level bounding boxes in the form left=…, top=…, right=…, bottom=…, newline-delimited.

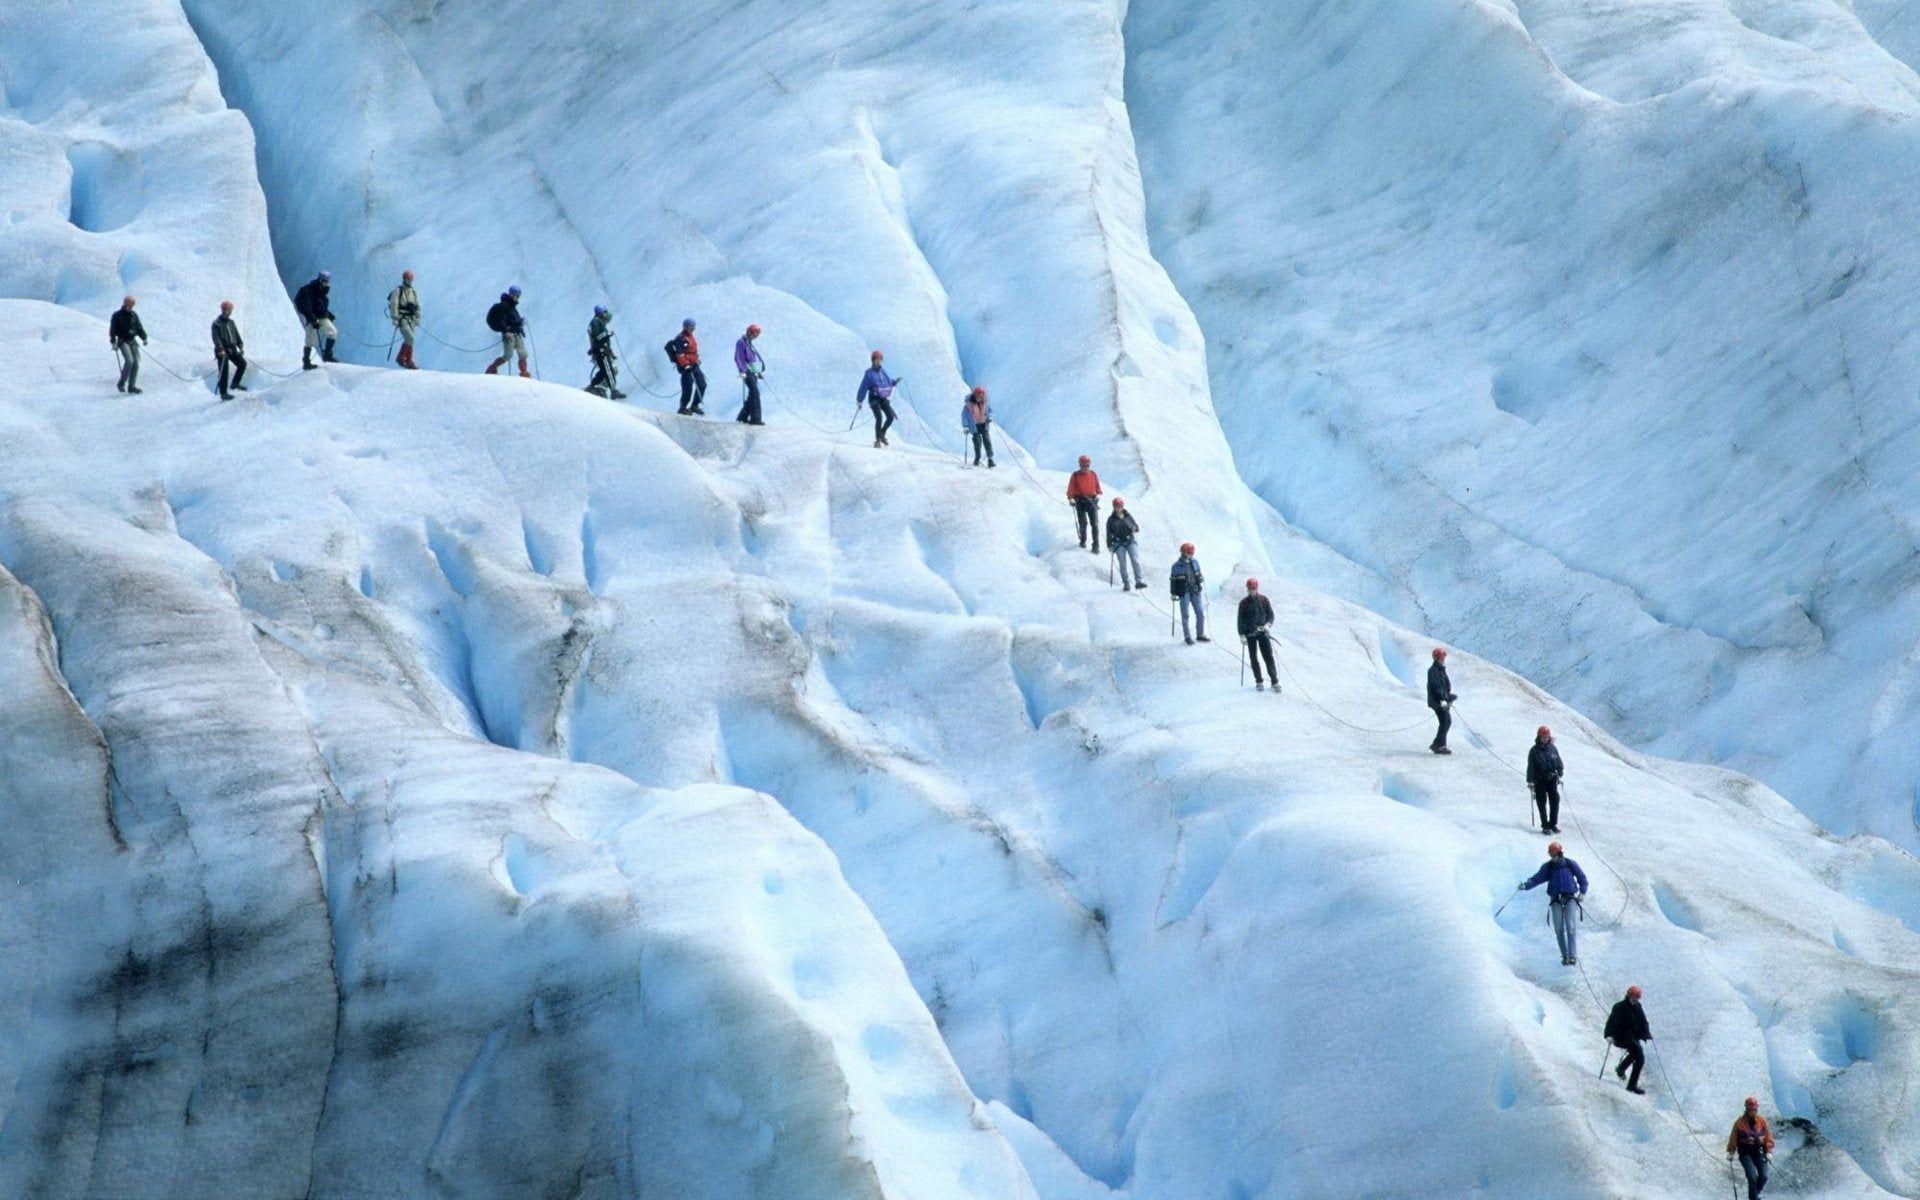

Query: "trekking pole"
left=1598, top=1045, right=1611, bottom=1080
left=1239, top=639, right=1246, bottom=687
left=847, top=404, right=862, bottom=432
left=1492, top=886, right=1522, bottom=920
left=386, top=328, right=397, bottom=364
left=1108, top=553, right=1115, bottom=588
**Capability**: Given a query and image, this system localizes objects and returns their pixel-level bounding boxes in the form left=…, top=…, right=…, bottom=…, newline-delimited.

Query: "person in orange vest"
left=1067, top=455, right=1102, bottom=553
left=1727, top=1097, right=1774, bottom=1199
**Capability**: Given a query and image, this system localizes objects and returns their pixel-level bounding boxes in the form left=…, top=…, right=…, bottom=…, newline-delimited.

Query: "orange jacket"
left=1067, top=469, right=1101, bottom=501
left=1727, top=1115, right=1773, bottom=1156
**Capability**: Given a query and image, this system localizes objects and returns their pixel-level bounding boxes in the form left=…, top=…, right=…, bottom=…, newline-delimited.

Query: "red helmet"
left=747, top=324, right=762, bottom=336
left=1537, top=725, right=1552, bottom=740
left=871, top=350, right=883, bottom=361
left=1180, top=542, right=1195, bottom=555
left=971, top=385, right=986, bottom=398
left=1626, top=985, right=1642, bottom=999
left=1246, top=579, right=1259, bottom=590
left=1432, top=647, right=1448, bottom=660
left=1744, top=1097, right=1760, bottom=1110
left=1078, top=455, right=1091, bottom=467
left=1111, top=498, right=1124, bottom=508
left=219, top=299, right=234, bottom=312
left=1547, top=841, right=1563, bottom=856
left=402, top=269, right=414, bottom=281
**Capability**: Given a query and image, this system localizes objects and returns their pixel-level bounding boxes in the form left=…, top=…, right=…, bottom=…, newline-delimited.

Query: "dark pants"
left=1431, top=703, right=1451, bottom=749
left=1074, top=496, right=1100, bottom=549
left=1739, top=1150, right=1769, bottom=1199
left=737, top=374, right=762, bottom=424
left=969, top=425, right=994, bottom=464
left=1246, top=632, right=1277, bottom=685
left=870, top=396, right=896, bottom=442
left=678, top=364, right=706, bottom=412
left=1612, top=1039, right=1644, bottom=1089
left=218, top=352, right=247, bottom=396
left=589, top=352, right=619, bottom=395
left=1533, top=781, right=1561, bottom=829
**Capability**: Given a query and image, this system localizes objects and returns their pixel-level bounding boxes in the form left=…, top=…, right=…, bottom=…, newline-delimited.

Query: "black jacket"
left=1604, top=999, right=1651, bottom=1045
left=109, top=308, right=146, bottom=344
left=293, top=278, right=332, bottom=323
left=1105, top=510, right=1139, bottom=547
left=1238, top=593, right=1274, bottom=638
left=1427, top=661, right=1454, bottom=710
left=211, top=314, right=243, bottom=354
left=1527, top=742, right=1564, bottom=789
left=486, top=295, right=524, bottom=334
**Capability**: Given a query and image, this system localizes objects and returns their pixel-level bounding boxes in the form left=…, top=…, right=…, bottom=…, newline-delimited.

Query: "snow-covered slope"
left=1125, top=0, right=1920, bottom=845
left=7, top=306, right=1920, bottom=1198
left=0, top=0, right=296, bottom=350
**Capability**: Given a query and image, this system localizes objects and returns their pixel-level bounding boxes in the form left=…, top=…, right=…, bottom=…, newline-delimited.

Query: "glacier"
left=4, top=1, right=1920, bottom=1198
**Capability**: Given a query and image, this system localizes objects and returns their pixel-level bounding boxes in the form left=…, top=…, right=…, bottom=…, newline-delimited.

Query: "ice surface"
left=1126, top=0, right=1920, bottom=845
left=4, top=305, right=1920, bottom=1196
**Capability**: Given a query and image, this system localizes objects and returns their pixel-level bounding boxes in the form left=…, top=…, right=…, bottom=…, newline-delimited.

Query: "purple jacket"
left=858, top=366, right=897, bottom=403
left=735, top=336, right=763, bottom=375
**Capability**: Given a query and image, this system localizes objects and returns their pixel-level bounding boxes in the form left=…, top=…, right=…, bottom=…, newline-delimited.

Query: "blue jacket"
left=858, top=366, right=897, bottom=404
left=1522, top=856, right=1588, bottom=897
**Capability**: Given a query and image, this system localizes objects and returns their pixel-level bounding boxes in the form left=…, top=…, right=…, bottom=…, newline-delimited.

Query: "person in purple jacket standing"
left=857, top=350, right=900, bottom=447
left=735, top=324, right=765, bottom=425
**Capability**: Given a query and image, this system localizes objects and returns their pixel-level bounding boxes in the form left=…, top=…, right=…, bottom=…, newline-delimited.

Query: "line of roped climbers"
left=103, top=280, right=1791, bottom=1197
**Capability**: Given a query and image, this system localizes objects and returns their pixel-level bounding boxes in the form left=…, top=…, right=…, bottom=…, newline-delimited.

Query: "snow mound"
left=1126, top=0, right=1920, bottom=845
left=0, top=0, right=296, bottom=349
left=4, top=305, right=1920, bottom=1197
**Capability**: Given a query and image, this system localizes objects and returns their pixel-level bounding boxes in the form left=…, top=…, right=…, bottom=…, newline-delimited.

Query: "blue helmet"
left=317, top=270, right=331, bottom=281
left=593, top=305, right=609, bottom=317
left=682, top=317, right=696, bottom=329
left=508, top=285, right=523, bottom=297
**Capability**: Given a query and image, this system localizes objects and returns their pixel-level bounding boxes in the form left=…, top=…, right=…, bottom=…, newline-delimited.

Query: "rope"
left=137, top=347, right=205, bottom=384
left=421, top=325, right=497, bottom=355
left=609, top=333, right=679, bottom=400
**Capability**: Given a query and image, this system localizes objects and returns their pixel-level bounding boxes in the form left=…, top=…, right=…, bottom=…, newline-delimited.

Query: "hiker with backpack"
left=1238, top=579, right=1279, bottom=692
left=1727, top=1098, right=1774, bottom=1199
left=387, top=270, right=420, bottom=368
left=856, top=350, right=899, bottom=447
left=1528, top=725, right=1565, bottom=832
left=1170, top=543, right=1208, bottom=645
left=961, top=386, right=994, bottom=467
left=587, top=306, right=624, bottom=399
left=294, top=271, right=336, bottom=369
left=1107, top=498, right=1142, bottom=589
left=484, top=286, right=531, bottom=378
left=666, top=319, right=705, bottom=414
left=1603, top=986, right=1651, bottom=1096
left=1519, top=841, right=1588, bottom=965
left=1428, top=647, right=1456, bottom=755
left=1067, top=455, right=1102, bottom=552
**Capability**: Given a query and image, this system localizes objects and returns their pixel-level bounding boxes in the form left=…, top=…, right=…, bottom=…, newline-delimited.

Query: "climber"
left=856, top=350, right=899, bottom=447
left=211, top=300, right=248, bottom=400
left=587, top=306, right=625, bottom=399
left=665, top=319, right=706, bottom=414
left=293, top=270, right=337, bottom=369
left=1238, top=579, right=1280, bottom=693
left=1519, top=841, right=1588, bottom=965
left=1528, top=725, right=1565, bottom=833
left=1170, top=542, right=1208, bottom=645
left=734, top=324, right=765, bottom=425
left=1727, top=1098, right=1774, bottom=1200
left=484, top=286, right=531, bottom=378
left=109, top=295, right=147, bottom=394
left=1603, top=985, right=1651, bottom=1096
left=1067, top=455, right=1102, bottom=552
left=387, top=270, right=420, bottom=369
left=961, top=386, right=994, bottom=467
left=1106, top=498, right=1142, bottom=590
left=1428, top=647, right=1456, bottom=755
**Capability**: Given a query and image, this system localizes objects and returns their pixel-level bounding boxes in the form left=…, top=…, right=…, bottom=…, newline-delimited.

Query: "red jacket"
left=1727, top=1115, right=1773, bottom=1156
left=1067, top=469, right=1101, bottom=501
left=670, top=330, right=700, bottom=368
